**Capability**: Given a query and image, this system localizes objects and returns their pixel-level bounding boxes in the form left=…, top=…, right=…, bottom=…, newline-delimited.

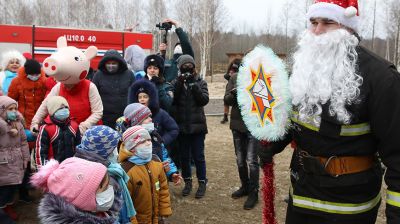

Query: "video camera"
left=156, top=22, right=173, bottom=44
left=156, top=22, right=172, bottom=31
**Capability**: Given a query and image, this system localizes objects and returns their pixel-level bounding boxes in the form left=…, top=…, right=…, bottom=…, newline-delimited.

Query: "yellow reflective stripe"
left=387, top=190, right=400, bottom=207
left=290, top=116, right=319, bottom=132
left=340, top=123, right=371, bottom=136
left=290, top=189, right=381, bottom=214
left=291, top=111, right=370, bottom=136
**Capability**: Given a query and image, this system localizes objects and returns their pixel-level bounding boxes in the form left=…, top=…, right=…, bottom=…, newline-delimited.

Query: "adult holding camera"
left=158, top=19, right=194, bottom=83
left=172, top=55, right=209, bottom=199
left=130, top=54, right=174, bottom=113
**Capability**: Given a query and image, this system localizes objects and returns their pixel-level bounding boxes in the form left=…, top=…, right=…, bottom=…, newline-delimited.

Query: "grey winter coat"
left=0, top=98, right=29, bottom=186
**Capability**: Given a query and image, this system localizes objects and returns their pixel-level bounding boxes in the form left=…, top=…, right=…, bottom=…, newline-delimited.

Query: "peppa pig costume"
left=30, top=36, right=103, bottom=135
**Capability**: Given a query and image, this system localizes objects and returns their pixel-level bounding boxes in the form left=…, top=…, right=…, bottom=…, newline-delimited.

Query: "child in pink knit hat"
left=31, top=157, right=119, bottom=224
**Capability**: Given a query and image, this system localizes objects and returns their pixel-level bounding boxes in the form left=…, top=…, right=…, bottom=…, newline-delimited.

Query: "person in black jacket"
left=172, top=55, right=209, bottom=199
left=221, top=59, right=241, bottom=124
left=224, top=60, right=260, bottom=210
left=92, top=49, right=135, bottom=128
left=258, top=1, right=400, bottom=223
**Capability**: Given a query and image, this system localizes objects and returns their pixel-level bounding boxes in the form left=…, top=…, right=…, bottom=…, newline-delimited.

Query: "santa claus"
left=259, top=0, right=400, bottom=223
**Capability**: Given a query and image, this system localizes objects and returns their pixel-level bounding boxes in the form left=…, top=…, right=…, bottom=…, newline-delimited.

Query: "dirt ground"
left=13, top=76, right=387, bottom=223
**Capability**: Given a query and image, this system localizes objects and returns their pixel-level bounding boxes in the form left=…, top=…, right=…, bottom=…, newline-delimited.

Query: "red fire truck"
left=0, top=24, right=153, bottom=69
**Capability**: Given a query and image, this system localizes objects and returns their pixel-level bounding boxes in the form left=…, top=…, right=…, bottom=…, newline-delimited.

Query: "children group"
left=0, top=34, right=208, bottom=223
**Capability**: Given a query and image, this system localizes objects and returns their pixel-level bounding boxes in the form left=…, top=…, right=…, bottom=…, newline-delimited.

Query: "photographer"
left=158, top=19, right=194, bottom=82
left=172, top=55, right=209, bottom=199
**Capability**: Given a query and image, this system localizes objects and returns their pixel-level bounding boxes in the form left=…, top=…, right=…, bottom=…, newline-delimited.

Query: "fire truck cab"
left=0, top=24, right=153, bottom=69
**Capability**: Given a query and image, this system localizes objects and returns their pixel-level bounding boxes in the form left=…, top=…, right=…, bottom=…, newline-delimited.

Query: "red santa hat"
left=307, top=0, right=359, bottom=32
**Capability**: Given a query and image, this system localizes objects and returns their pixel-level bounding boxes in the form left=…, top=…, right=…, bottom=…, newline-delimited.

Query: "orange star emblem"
left=246, top=64, right=275, bottom=126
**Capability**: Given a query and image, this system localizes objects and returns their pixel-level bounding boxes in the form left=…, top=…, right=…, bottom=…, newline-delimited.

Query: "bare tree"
left=194, top=0, right=226, bottom=79
left=281, top=0, right=295, bottom=54
left=387, top=0, right=400, bottom=67
left=147, top=0, right=168, bottom=52
left=123, top=0, right=145, bottom=32
left=371, top=0, right=377, bottom=50
left=174, top=0, right=197, bottom=36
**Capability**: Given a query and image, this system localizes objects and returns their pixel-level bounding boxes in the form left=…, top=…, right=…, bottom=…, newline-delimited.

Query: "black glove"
left=258, top=143, right=274, bottom=167
left=151, top=76, right=162, bottom=84
left=177, top=75, right=185, bottom=83
left=185, top=73, right=195, bottom=83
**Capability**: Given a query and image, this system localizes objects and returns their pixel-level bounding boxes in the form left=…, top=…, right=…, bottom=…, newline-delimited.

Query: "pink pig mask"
left=43, top=36, right=97, bottom=85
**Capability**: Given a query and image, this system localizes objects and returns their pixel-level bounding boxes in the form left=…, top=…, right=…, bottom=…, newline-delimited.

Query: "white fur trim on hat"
left=307, top=2, right=359, bottom=32
left=1, top=50, right=26, bottom=71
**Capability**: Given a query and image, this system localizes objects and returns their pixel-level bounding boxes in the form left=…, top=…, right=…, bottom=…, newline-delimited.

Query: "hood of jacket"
left=124, top=45, right=146, bottom=72
left=117, top=143, right=134, bottom=163
left=128, top=79, right=160, bottom=115
left=0, top=96, right=18, bottom=119
left=38, top=193, right=118, bottom=224
left=98, top=49, right=128, bottom=74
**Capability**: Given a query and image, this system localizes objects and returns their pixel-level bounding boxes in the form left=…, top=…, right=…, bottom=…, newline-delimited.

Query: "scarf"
left=3, top=70, right=17, bottom=95
left=128, top=154, right=151, bottom=165
left=107, top=162, right=136, bottom=223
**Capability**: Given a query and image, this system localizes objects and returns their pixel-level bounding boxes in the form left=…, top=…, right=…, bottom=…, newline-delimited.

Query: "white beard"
left=289, top=29, right=362, bottom=125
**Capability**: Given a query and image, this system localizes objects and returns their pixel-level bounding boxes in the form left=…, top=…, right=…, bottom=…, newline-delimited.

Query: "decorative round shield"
left=237, top=44, right=291, bottom=141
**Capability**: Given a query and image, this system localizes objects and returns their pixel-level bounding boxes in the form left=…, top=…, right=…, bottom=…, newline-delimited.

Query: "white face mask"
left=27, top=74, right=40, bottom=81
left=142, top=122, right=155, bottom=132
left=135, top=144, right=152, bottom=160
left=108, top=148, right=119, bottom=164
left=96, top=185, right=115, bottom=212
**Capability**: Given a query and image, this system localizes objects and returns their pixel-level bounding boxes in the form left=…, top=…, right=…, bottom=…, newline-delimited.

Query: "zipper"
left=145, top=164, right=155, bottom=224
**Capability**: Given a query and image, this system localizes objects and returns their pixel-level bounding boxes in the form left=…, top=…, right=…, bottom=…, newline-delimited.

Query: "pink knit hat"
left=31, top=157, right=107, bottom=211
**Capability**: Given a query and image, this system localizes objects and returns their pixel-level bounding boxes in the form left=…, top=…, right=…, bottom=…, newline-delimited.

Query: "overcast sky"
left=221, top=0, right=390, bottom=38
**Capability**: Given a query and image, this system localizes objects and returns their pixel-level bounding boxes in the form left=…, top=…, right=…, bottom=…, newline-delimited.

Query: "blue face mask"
left=6, top=111, right=17, bottom=121
left=54, top=108, right=70, bottom=121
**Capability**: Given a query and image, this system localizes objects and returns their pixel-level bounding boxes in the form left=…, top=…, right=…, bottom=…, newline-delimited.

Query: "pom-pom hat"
left=307, top=0, right=359, bottom=32
left=30, top=158, right=107, bottom=212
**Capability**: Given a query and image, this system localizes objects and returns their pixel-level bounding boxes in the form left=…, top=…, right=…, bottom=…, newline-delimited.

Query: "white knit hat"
left=307, top=0, right=359, bottom=33
left=46, top=96, right=69, bottom=116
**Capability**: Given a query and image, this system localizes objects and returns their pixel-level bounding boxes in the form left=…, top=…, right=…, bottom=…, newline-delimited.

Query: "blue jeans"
left=179, top=133, right=207, bottom=181
left=232, top=130, right=260, bottom=191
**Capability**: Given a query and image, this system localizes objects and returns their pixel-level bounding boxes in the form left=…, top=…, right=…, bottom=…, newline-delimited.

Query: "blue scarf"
left=128, top=155, right=151, bottom=165
left=107, top=163, right=136, bottom=223
left=3, top=70, right=17, bottom=95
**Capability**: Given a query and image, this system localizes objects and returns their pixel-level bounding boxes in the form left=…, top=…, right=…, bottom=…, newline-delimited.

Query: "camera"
left=156, top=22, right=172, bottom=31
left=182, top=72, right=193, bottom=80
